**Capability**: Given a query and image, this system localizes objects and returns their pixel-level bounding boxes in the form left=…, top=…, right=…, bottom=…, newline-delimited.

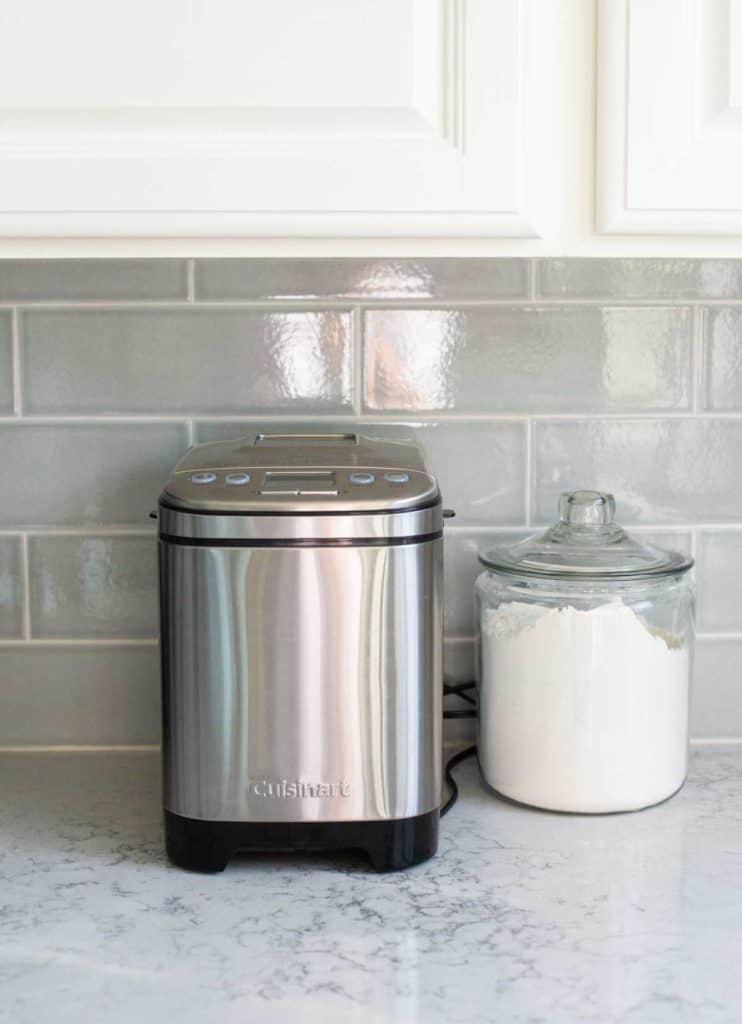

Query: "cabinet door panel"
left=0, top=0, right=546, bottom=237
left=598, top=0, right=742, bottom=234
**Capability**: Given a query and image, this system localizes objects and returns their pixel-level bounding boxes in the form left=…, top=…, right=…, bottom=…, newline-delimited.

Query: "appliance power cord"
left=440, top=680, right=478, bottom=817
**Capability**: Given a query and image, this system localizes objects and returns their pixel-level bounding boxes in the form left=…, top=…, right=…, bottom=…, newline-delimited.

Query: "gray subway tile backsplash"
left=0, top=646, right=160, bottom=746
left=443, top=530, right=529, bottom=634
left=696, top=530, right=742, bottom=633
left=363, top=306, right=691, bottom=413
left=28, top=535, right=158, bottom=639
left=0, top=310, right=14, bottom=414
left=692, top=638, right=742, bottom=739
left=703, top=307, right=742, bottom=411
left=0, top=537, right=23, bottom=638
left=537, top=259, right=742, bottom=300
left=0, top=423, right=187, bottom=527
left=195, top=258, right=529, bottom=301
left=0, top=257, right=740, bottom=744
left=533, top=418, right=742, bottom=525
left=22, top=308, right=353, bottom=414
left=0, top=259, right=188, bottom=302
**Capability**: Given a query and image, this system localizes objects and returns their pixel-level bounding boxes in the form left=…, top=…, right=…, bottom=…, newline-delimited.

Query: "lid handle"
left=559, top=490, right=615, bottom=527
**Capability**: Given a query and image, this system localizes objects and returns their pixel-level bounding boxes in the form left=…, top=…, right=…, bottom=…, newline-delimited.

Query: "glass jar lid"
left=479, top=490, right=693, bottom=581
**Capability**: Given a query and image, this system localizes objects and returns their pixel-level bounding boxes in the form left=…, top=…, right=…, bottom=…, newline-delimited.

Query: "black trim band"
left=164, top=807, right=439, bottom=873
left=159, top=496, right=441, bottom=518
left=159, top=530, right=443, bottom=548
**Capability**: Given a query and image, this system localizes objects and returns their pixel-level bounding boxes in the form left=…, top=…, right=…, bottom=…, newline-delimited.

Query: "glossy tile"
left=443, top=530, right=530, bottom=634
left=631, top=528, right=693, bottom=557
left=0, top=259, right=188, bottom=302
left=696, top=530, right=742, bottom=632
left=5, top=256, right=742, bottom=746
left=195, top=419, right=527, bottom=526
left=444, top=637, right=476, bottom=684
left=703, top=307, right=742, bottom=411
left=692, top=638, right=742, bottom=738
left=533, top=419, right=742, bottom=525
left=0, top=423, right=187, bottom=527
left=443, top=638, right=478, bottom=746
left=28, top=535, right=157, bottom=639
left=195, top=258, right=529, bottom=301
left=0, top=537, right=23, bottom=638
left=0, top=646, right=159, bottom=745
left=538, top=259, right=742, bottom=299
left=22, top=309, right=352, bottom=414
left=0, top=310, right=13, bottom=414
left=364, top=307, right=691, bottom=413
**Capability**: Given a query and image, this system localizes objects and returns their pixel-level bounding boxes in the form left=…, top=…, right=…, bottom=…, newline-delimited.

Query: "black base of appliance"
left=164, top=808, right=439, bottom=873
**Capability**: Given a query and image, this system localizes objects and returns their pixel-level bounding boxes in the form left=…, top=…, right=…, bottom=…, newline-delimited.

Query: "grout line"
left=691, top=305, right=704, bottom=412
left=524, top=418, right=533, bottom=526
left=694, top=632, right=742, bottom=641
left=186, top=419, right=196, bottom=446
left=5, top=410, right=742, bottom=426
left=19, top=533, right=31, bottom=640
left=0, top=527, right=155, bottom=537
left=446, top=523, right=719, bottom=533
left=186, top=259, right=195, bottom=302
left=0, top=745, right=161, bottom=754
left=444, top=524, right=531, bottom=534
left=0, top=299, right=358, bottom=313
left=689, top=737, right=742, bottom=746
left=527, top=260, right=538, bottom=300
left=11, top=308, right=22, bottom=415
left=7, top=410, right=742, bottom=426
left=352, top=305, right=364, bottom=416
left=0, top=637, right=158, bottom=647
left=443, top=630, right=742, bottom=642
left=4, top=297, right=742, bottom=313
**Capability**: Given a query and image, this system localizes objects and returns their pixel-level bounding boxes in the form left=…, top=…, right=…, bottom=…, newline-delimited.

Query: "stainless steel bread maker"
left=158, top=433, right=443, bottom=872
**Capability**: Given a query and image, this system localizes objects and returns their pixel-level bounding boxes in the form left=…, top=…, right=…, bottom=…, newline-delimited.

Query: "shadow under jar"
left=474, top=490, right=695, bottom=814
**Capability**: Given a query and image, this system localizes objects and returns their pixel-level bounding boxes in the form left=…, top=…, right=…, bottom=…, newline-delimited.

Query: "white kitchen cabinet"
left=0, top=0, right=547, bottom=238
left=597, top=0, right=742, bottom=234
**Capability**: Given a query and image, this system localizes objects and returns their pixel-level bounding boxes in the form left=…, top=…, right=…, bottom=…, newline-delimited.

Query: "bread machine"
left=158, top=432, right=443, bottom=872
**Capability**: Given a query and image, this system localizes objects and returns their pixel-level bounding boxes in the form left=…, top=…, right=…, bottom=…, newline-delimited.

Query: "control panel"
left=186, top=468, right=417, bottom=497
left=163, top=433, right=438, bottom=513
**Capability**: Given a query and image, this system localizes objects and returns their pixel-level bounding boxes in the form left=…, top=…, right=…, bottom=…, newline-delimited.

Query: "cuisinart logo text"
left=248, top=779, right=351, bottom=799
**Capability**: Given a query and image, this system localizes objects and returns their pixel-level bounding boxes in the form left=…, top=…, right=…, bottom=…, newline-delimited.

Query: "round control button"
left=349, top=471, right=375, bottom=486
left=384, top=472, right=410, bottom=484
left=225, top=472, right=251, bottom=486
left=190, top=472, right=217, bottom=485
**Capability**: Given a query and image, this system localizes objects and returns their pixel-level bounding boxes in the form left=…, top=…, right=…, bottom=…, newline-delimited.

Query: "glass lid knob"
left=559, top=490, right=615, bottom=527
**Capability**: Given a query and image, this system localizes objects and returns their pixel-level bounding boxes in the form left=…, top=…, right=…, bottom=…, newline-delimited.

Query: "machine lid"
left=160, top=432, right=440, bottom=515
left=479, top=490, right=693, bottom=581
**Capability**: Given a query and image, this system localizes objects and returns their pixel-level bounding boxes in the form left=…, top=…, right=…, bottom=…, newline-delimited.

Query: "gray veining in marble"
left=1, top=747, right=741, bottom=1024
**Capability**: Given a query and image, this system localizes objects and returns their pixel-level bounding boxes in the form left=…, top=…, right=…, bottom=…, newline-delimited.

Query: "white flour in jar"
left=478, top=601, right=690, bottom=812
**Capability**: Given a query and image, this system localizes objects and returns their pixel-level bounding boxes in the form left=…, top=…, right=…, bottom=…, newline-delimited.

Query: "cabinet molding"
left=0, top=0, right=545, bottom=238
left=598, top=0, right=742, bottom=234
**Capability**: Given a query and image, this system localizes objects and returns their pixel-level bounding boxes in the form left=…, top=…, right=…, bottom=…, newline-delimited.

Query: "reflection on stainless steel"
left=161, top=539, right=442, bottom=822
left=159, top=504, right=441, bottom=541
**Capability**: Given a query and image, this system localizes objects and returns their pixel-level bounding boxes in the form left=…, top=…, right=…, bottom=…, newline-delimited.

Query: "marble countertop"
left=1, top=746, right=741, bottom=1024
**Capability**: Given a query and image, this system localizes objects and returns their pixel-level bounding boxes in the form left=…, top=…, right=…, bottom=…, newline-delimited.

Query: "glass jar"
left=474, top=490, right=695, bottom=813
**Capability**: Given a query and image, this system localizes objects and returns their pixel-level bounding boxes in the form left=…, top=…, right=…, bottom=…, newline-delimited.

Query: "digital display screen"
left=255, top=434, right=357, bottom=446
left=263, top=472, right=336, bottom=490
